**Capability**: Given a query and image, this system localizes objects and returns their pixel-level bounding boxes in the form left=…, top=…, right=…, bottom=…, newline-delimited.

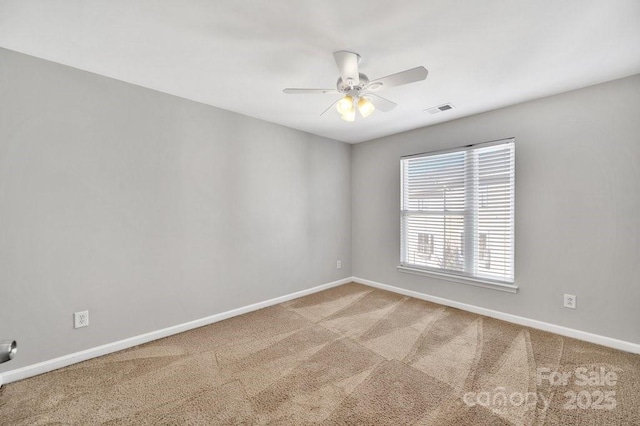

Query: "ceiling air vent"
left=425, top=103, right=455, bottom=115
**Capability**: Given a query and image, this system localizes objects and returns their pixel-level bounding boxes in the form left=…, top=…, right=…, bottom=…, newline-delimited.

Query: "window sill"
left=396, top=265, right=518, bottom=293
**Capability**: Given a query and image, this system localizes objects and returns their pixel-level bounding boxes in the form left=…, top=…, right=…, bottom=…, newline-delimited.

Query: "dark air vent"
left=425, top=103, right=455, bottom=115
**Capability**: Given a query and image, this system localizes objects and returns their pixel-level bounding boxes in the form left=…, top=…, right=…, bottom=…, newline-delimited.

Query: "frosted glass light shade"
left=357, top=97, right=375, bottom=118
left=336, top=95, right=354, bottom=115
left=341, top=108, right=355, bottom=122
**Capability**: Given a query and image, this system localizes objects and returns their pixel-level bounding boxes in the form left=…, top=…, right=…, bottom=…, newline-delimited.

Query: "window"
left=400, top=138, right=515, bottom=286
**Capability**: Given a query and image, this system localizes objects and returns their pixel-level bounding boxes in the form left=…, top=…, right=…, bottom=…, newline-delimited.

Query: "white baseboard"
left=0, top=277, right=352, bottom=386
left=352, top=276, right=640, bottom=355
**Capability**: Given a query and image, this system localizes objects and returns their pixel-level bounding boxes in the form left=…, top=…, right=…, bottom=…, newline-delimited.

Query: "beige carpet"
left=1, top=283, right=639, bottom=425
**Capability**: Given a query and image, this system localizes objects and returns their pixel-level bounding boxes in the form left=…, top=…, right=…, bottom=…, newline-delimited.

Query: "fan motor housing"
left=337, top=73, right=369, bottom=93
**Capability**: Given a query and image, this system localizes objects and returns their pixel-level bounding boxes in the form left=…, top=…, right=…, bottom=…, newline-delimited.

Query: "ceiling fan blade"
left=366, top=66, right=428, bottom=91
left=333, top=51, right=360, bottom=86
left=283, top=88, right=339, bottom=94
left=363, top=93, right=397, bottom=112
left=320, top=98, right=342, bottom=116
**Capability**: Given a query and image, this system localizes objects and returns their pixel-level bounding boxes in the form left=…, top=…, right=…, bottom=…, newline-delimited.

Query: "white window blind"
left=400, top=138, right=515, bottom=284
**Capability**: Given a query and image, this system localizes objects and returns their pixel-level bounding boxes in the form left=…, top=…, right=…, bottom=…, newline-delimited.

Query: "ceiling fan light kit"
left=283, top=51, right=428, bottom=122
left=336, top=95, right=374, bottom=121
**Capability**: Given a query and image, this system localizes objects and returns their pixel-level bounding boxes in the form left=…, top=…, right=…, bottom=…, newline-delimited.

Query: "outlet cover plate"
left=74, top=310, right=89, bottom=328
left=563, top=294, right=577, bottom=309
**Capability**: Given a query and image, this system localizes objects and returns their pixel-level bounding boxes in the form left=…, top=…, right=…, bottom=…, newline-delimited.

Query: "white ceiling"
left=1, top=0, right=639, bottom=143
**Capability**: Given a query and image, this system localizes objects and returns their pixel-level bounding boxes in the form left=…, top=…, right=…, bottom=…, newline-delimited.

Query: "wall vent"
left=425, top=103, right=455, bottom=114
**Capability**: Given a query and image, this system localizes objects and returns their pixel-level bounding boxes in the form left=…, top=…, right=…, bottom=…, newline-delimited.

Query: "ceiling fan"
left=283, top=51, right=428, bottom=122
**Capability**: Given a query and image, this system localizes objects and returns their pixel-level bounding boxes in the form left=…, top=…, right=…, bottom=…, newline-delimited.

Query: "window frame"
left=398, top=138, right=517, bottom=293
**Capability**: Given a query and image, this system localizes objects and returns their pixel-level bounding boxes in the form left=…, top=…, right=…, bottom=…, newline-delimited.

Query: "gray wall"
left=352, top=74, right=640, bottom=345
left=0, top=48, right=352, bottom=370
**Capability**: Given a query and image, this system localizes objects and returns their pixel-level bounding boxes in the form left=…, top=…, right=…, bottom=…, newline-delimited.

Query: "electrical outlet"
left=563, top=294, right=577, bottom=309
left=336, top=260, right=342, bottom=269
left=74, top=310, right=89, bottom=328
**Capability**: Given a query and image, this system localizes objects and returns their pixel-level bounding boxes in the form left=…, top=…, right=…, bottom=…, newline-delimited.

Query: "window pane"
left=404, top=214, right=465, bottom=271
left=475, top=143, right=514, bottom=282
left=403, top=151, right=466, bottom=212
